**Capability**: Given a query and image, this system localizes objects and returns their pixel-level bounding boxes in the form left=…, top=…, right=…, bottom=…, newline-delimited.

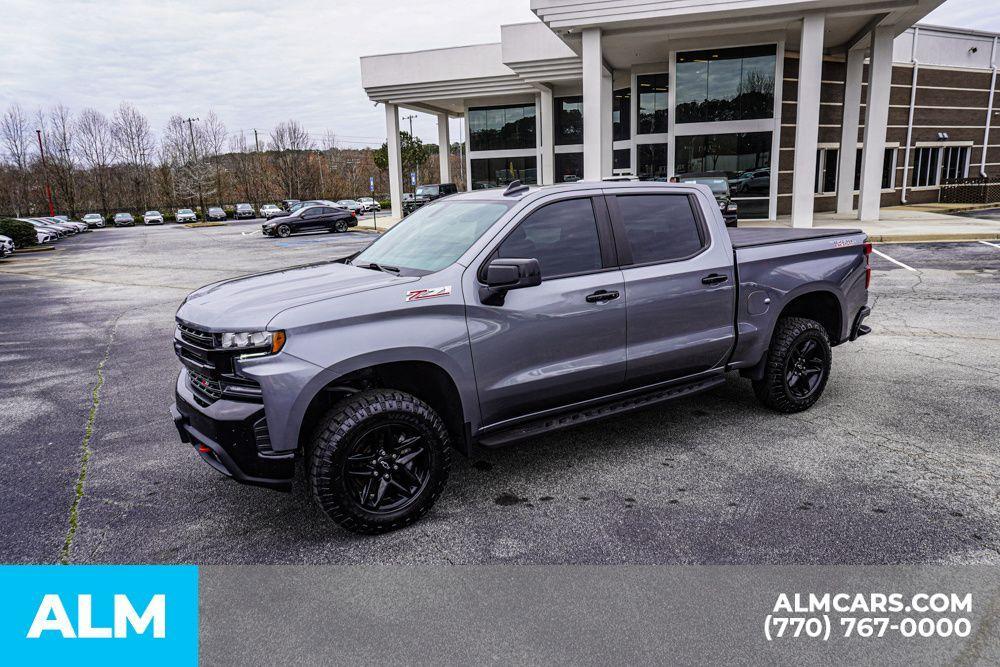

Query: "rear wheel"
left=309, top=390, right=451, bottom=534
left=334, top=220, right=348, bottom=233
left=276, top=224, right=291, bottom=238
left=752, top=317, right=832, bottom=413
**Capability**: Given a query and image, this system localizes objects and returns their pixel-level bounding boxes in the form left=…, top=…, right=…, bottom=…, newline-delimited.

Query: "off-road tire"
left=309, top=389, right=451, bottom=534
left=276, top=224, right=291, bottom=238
left=752, top=316, right=832, bottom=413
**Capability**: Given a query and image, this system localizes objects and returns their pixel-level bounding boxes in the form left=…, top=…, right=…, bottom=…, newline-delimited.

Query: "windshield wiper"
left=357, top=262, right=400, bottom=274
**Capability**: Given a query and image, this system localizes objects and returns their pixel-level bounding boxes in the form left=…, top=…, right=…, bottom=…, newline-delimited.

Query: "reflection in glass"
left=676, top=45, right=776, bottom=123
left=637, top=74, right=669, bottom=134
left=468, top=104, right=537, bottom=151
left=613, top=88, right=631, bottom=141
left=637, top=144, right=669, bottom=180
left=555, top=96, right=584, bottom=145
left=471, top=156, right=538, bottom=189
left=675, top=132, right=771, bottom=194
left=555, top=153, right=584, bottom=182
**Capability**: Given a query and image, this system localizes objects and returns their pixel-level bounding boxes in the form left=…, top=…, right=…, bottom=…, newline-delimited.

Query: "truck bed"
left=728, top=227, right=864, bottom=249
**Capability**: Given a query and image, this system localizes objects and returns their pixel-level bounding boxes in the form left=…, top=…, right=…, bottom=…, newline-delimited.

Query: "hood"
left=177, top=260, right=414, bottom=330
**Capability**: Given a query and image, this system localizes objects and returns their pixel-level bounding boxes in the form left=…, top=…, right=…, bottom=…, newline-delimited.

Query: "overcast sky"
left=1, top=0, right=998, bottom=150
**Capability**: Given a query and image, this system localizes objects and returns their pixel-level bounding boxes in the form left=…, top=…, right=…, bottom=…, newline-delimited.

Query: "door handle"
left=586, top=289, right=620, bottom=303
left=701, top=273, right=728, bottom=285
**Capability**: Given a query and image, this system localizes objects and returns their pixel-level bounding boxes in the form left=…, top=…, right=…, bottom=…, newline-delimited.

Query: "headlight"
left=220, top=330, right=286, bottom=354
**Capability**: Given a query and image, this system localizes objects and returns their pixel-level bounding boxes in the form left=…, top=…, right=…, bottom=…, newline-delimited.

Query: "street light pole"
left=402, top=114, right=417, bottom=194
left=184, top=117, right=207, bottom=221
left=36, top=129, right=55, bottom=216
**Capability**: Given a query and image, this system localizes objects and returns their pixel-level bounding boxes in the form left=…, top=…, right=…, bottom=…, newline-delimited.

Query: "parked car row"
left=3, top=216, right=91, bottom=252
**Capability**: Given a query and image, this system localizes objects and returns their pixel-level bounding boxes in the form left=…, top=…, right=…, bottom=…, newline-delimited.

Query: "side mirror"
left=481, top=258, right=541, bottom=305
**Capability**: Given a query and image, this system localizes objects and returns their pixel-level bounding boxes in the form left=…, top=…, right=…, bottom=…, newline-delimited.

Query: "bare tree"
left=162, top=115, right=215, bottom=210
left=1, top=103, right=34, bottom=214
left=203, top=111, right=228, bottom=205
left=48, top=104, right=77, bottom=214
left=269, top=120, right=314, bottom=198
left=112, top=102, right=155, bottom=210
left=75, top=108, right=118, bottom=214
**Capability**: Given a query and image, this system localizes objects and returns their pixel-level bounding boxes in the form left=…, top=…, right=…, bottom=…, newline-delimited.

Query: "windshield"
left=178, top=209, right=193, bottom=214
left=415, top=186, right=439, bottom=197
left=681, top=178, right=729, bottom=195
left=353, top=201, right=510, bottom=274
left=146, top=211, right=159, bottom=215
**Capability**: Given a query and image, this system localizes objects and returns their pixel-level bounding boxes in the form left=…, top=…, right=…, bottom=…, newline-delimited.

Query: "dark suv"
left=677, top=172, right=739, bottom=227
left=402, top=183, right=458, bottom=216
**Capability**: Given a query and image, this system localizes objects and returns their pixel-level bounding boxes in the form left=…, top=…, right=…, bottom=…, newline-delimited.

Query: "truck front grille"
left=189, top=370, right=223, bottom=403
left=177, top=323, right=215, bottom=348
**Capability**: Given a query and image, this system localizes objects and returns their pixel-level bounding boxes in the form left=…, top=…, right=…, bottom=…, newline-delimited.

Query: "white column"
left=790, top=13, right=826, bottom=228
left=437, top=112, right=451, bottom=184
left=858, top=26, right=894, bottom=221
left=836, top=48, right=865, bottom=214
left=539, top=87, right=555, bottom=185
left=601, top=69, right=613, bottom=176
left=582, top=28, right=604, bottom=181
left=385, top=103, right=403, bottom=217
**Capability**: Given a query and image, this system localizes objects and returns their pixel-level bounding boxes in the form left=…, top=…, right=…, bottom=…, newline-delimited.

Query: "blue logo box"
left=0, top=565, right=198, bottom=666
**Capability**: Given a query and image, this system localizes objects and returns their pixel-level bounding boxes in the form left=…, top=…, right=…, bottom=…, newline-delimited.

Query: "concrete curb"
left=869, top=232, right=1000, bottom=243
left=14, top=245, right=57, bottom=253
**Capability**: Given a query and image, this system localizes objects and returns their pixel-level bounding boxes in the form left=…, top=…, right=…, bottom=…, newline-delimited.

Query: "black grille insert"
left=178, top=323, right=215, bottom=348
left=189, top=370, right=223, bottom=402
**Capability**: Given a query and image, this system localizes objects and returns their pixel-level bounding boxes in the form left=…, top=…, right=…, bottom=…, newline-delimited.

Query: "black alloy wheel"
left=309, top=389, right=451, bottom=534
left=784, top=337, right=827, bottom=400
left=276, top=224, right=291, bottom=238
left=334, top=220, right=348, bottom=233
left=343, top=422, right=430, bottom=513
left=752, top=317, right=832, bottom=413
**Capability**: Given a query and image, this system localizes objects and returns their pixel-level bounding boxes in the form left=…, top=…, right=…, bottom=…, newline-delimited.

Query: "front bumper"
left=171, top=370, right=295, bottom=491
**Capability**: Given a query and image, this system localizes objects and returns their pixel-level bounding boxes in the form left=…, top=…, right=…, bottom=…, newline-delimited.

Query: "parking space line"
left=871, top=248, right=917, bottom=272
left=978, top=240, right=1000, bottom=249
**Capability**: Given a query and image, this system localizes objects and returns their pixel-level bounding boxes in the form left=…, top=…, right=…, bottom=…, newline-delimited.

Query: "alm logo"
left=27, top=593, right=166, bottom=639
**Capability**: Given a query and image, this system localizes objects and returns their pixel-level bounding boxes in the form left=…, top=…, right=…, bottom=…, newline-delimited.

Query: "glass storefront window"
left=555, top=96, right=584, bottom=145
left=637, top=144, right=669, bottom=180
left=613, top=149, right=631, bottom=172
left=468, top=104, right=536, bottom=151
left=637, top=74, right=669, bottom=134
left=675, top=45, right=776, bottom=123
left=674, top=132, right=771, bottom=184
left=470, top=156, right=538, bottom=189
left=554, top=153, right=584, bottom=182
left=613, top=88, right=631, bottom=141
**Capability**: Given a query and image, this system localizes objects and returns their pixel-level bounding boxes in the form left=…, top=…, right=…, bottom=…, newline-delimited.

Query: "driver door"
left=465, top=195, right=627, bottom=426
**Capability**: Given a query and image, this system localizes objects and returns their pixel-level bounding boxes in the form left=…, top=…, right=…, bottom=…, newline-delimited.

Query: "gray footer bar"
left=201, top=566, right=1000, bottom=665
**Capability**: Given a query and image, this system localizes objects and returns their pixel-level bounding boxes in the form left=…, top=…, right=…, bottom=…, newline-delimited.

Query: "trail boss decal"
left=833, top=239, right=857, bottom=248
left=405, top=286, right=452, bottom=302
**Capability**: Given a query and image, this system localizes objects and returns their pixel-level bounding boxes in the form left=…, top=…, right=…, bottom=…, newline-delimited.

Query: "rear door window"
left=497, top=198, right=603, bottom=279
left=614, top=195, right=705, bottom=264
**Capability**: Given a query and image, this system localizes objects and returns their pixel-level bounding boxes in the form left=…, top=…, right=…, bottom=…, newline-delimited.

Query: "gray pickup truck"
left=172, top=180, right=872, bottom=533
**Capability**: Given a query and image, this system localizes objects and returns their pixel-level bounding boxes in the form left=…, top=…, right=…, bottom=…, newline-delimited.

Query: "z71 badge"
left=405, top=286, right=452, bottom=302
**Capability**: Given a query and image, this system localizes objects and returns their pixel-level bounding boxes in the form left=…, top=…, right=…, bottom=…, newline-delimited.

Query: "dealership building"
left=361, top=0, right=998, bottom=227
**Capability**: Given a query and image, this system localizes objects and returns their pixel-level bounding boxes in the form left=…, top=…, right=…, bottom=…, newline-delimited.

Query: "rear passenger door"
left=606, top=189, right=736, bottom=385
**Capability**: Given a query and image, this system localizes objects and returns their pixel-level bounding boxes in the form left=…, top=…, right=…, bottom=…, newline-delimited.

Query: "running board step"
left=477, top=376, right=726, bottom=449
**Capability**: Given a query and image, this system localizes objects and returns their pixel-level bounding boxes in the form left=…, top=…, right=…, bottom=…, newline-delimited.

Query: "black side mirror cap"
left=480, top=258, right=541, bottom=305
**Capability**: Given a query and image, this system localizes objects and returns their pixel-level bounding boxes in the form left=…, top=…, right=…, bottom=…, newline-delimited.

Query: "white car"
left=259, top=204, right=282, bottom=219
left=176, top=208, right=198, bottom=223
left=358, top=197, right=381, bottom=212
left=82, top=213, right=105, bottom=228
left=143, top=210, right=165, bottom=225
left=336, top=199, right=364, bottom=215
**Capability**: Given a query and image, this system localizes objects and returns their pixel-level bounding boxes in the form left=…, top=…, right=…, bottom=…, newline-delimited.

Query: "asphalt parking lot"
left=1, top=221, right=998, bottom=565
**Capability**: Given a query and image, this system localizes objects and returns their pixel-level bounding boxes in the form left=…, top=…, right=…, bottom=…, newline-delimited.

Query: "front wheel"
left=309, top=390, right=451, bottom=534
left=276, top=224, right=291, bottom=238
left=752, top=317, right=832, bottom=413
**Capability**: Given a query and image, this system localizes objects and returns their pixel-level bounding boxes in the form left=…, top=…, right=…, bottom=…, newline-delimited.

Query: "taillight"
left=864, top=242, right=872, bottom=289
